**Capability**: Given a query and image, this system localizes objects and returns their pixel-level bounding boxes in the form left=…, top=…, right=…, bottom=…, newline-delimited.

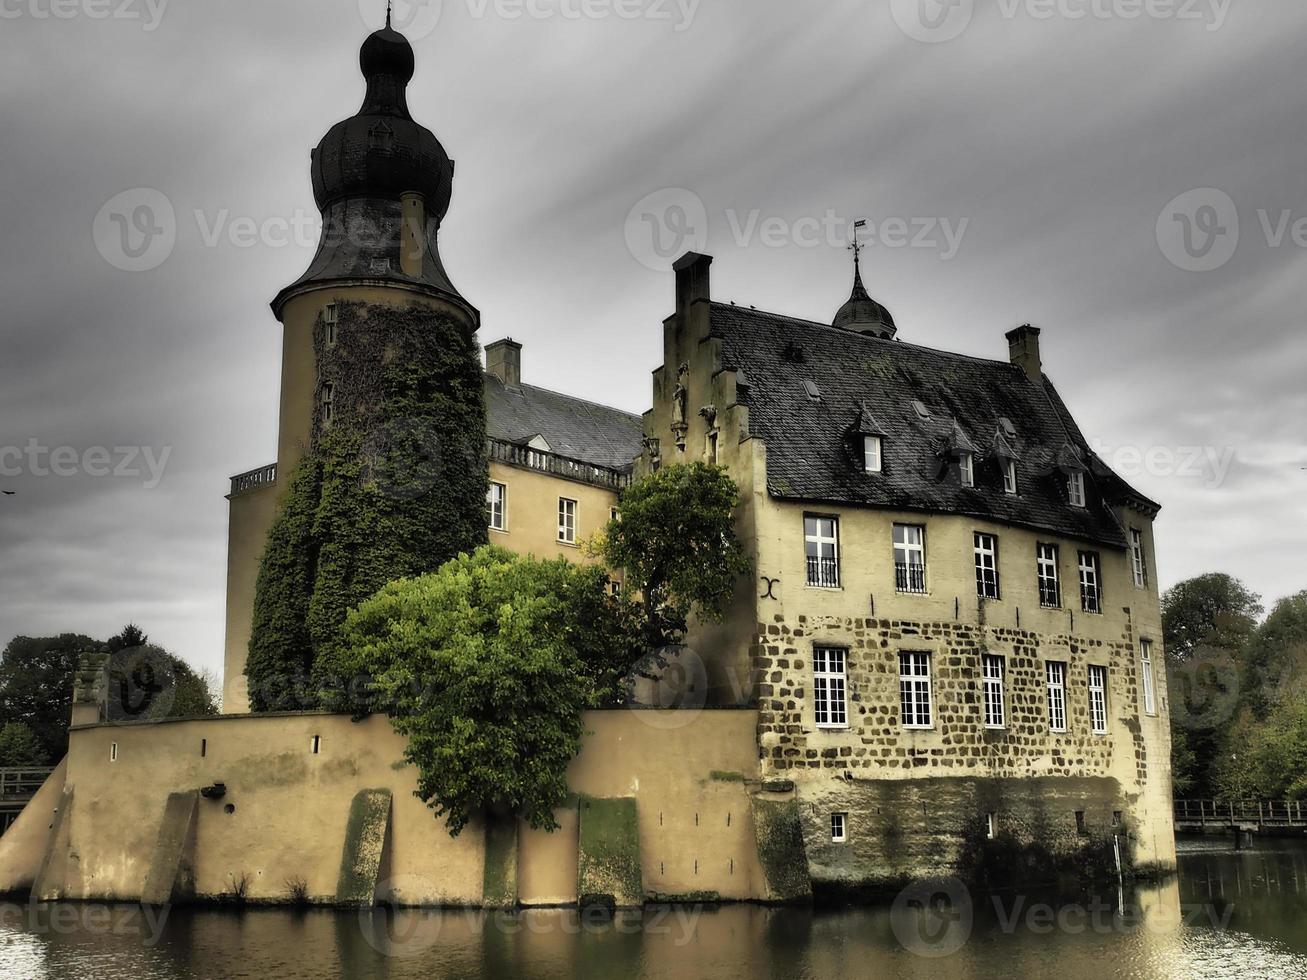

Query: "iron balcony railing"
left=895, top=561, right=928, bottom=594
left=806, top=556, right=840, bottom=589
left=229, top=463, right=278, bottom=497
left=487, top=439, right=631, bottom=491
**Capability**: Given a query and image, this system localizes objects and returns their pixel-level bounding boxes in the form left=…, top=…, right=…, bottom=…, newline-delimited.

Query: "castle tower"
left=222, top=20, right=480, bottom=713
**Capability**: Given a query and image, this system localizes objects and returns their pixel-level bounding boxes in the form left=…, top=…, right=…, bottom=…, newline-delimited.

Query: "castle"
left=0, top=20, right=1175, bottom=906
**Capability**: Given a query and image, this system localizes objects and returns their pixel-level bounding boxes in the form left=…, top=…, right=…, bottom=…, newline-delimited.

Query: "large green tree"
left=598, top=462, right=752, bottom=654
left=0, top=633, right=97, bottom=761
left=335, top=546, right=640, bottom=834
left=246, top=303, right=488, bottom=712
left=0, top=722, right=48, bottom=768
left=1162, top=572, right=1263, bottom=664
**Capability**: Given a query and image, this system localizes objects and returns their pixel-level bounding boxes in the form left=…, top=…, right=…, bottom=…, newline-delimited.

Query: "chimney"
left=486, top=338, right=523, bottom=387
left=1005, top=324, right=1043, bottom=383
left=673, top=251, right=713, bottom=317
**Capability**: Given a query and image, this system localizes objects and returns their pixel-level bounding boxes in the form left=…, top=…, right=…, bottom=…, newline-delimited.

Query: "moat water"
left=3, top=840, right=1307, bottom=979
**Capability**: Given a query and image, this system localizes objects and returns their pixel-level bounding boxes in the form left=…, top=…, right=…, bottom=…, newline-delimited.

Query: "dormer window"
left=863, top=435, right=883, bottom=473
left=1003, top=459, right=1018, bottom=495
left=1068, top=471, right=1086, bottom=508
left=959, top=452, right=975, bottom=488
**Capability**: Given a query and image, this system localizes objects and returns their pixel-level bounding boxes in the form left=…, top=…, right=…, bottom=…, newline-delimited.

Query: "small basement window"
left=831, top=812, right=848, bottom=843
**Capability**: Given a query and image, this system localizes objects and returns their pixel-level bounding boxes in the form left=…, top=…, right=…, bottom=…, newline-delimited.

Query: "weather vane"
left=849, top=218, right=868, bottom=271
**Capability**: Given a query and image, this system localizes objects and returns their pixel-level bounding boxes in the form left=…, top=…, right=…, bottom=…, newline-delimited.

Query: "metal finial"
left=386, top=1, right=392, bottom=28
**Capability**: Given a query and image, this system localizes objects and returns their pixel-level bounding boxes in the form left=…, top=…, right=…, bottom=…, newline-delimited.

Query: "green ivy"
left=246, top=301, right=488, bottom=711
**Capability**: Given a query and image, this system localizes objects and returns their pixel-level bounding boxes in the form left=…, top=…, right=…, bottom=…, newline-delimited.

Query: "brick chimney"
left=1005, top=324, right=1043, bottom=383
left=486, top=338, right=522, bottom=388
left=673, top=251, right=713, bottom=317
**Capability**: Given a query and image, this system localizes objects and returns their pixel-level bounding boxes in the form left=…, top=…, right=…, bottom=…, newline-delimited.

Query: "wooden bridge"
left=0, top=767, right=55, bottom=835
left=1174, top=799, right=1307, bottom=836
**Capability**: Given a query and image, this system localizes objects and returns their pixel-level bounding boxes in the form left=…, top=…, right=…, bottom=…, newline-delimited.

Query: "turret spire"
left=832, top=219, right=897, bottom=339
left=386, top=1, right=392, bottom=28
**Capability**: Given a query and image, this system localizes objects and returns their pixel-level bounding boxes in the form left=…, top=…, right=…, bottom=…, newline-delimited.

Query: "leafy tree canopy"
left=334, top=546, right=640, bottom=835
left=598, top=462, right=752, bottom=651
left=1162, top=573, right=1263, bottom=663
left=0, top=721, right=48, bottom=768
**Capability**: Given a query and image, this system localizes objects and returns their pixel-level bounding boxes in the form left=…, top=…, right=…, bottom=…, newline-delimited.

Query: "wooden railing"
left=229, top=463, right=278, bottom=497
left=1174, top=799, right=1307, bottom=829
left=487, top=439, right=631, bottom=491
left=0, top=768, right=54, bottom=800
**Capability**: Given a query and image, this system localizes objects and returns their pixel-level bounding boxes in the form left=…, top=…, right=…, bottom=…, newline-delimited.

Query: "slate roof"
left=484, top=375, right=644, bottom=472
left=710, top=303, right=1159, bottom=549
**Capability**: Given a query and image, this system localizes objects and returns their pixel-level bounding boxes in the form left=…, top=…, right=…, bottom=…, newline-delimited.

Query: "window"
left=813, top=647, right=848, bottom=728
left=893, top=524, right=927, bottom=594
left=1140, top=639, right=1157, bottom=716
left=324, top=303, right=338, bottom=346
left=1003, top=459, right=1019, bottom=495
left=110, top=742, right=118, bottom=762
left=960, top=452, right=975, bottom=488
left=320, top=384, right=335, bottom=426
left=610, top=507, right=620, bottom=523
left=608, top=579, right=622, bottom=597
left=831, top=812, right=848, bottom=843
left=982, top=654, right=1006, bottom=729
left=863, top=435, right=883, bottom=474
left=1130, top=529, right=1148, bottom=588
left=1088, top=665, right=1108, bottom=734
left=1068, top=471, right=1086, bottom=508
left=899, top=652, right=933, bottom=729
left=486, top=482, right=506, bottom=531
left=557, top=497, right=578, bottom=544
left=986, top=812, right=997, bottom=840
left=708, top=431, right=719, bottom=464
left=200, top=739, right=207, bottom=758
left=310, top=735, right=321, bottom=755
left=1037, top=543, right=1061, bottom=608
left=805, top=515, right=840, bottom=588
left=974, top=533, right=1000, bottom=599
left=1046, top=661, right=1067, bottom=732
left=1075, top=810, right=1088, bottom=835
left=1079, top=551, right=1102, bottom=614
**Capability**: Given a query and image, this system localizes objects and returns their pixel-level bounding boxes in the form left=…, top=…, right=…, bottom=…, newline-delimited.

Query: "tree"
left=0, top=633, right=97, bottom=761
left=1243, top=592, right=1307, bottom=718
left=246, top=303, right=488, bottom=712
left=106, top=624, right=148, bottom=653
left=597, top=463, right=752, bottom=654
left=1161, top=573, right=1263, bottom=664
left=334, top=546, right=638, bottom=835
left=0, top=722, right=48, bottom=768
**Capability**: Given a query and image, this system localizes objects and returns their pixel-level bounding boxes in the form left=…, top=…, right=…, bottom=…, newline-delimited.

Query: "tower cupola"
left=832, top=231, right=896, bottom=339
left=272, top=18, right=474, bottom=324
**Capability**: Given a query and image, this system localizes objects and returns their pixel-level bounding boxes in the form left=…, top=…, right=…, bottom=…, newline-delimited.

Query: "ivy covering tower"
left=242, top=20, right=487, bottom=710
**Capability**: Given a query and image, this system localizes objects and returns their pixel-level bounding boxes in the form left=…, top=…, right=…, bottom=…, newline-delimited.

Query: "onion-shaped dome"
left=833, top=260, right=896, bottom=339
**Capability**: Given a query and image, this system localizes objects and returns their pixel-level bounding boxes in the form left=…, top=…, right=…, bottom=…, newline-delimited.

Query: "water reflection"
left=4, top=842, right=1307, bottom=979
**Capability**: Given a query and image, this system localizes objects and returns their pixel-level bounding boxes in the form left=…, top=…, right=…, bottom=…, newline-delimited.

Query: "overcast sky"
left=0, top=0, right=1303, bottom=680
